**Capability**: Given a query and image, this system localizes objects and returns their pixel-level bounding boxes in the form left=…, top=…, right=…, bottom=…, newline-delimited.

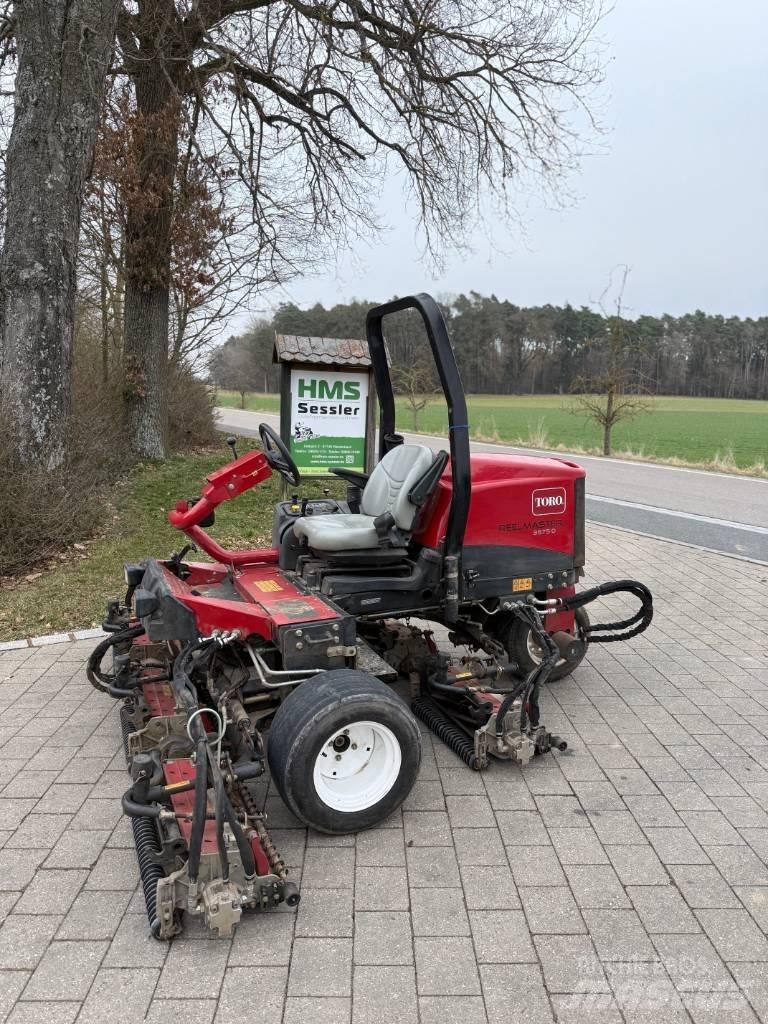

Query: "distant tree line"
left=210, top=293, right=768, bottom=400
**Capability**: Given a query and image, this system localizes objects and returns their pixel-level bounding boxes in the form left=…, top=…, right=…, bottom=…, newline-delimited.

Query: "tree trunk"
left=0, top=0, right=120, bottom=467
left=602, top=390, right=614, bottom=456
left=122, top=23, right=181, bottom=459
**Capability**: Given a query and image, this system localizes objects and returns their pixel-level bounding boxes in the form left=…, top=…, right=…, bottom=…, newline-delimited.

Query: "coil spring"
left=235, top=779, right=287, bottom=879
left=119, top=703, right=134, bottom=763
left=412, top=697, right=482, bottom=770
left=131, top=814, right=165, bottom=938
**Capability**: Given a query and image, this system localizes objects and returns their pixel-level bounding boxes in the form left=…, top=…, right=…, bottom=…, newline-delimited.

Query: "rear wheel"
left=502, top=607, right=590, bottom=682
left=267, top=670, right=421, bottom=834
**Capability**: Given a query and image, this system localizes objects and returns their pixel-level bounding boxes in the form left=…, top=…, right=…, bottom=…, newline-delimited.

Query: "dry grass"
left=515, top=417, right=549, bottom=449
left=471, top=429, right=768, bottom=479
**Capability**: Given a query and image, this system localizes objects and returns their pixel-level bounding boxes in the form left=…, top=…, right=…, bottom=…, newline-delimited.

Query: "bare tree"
left=392, top=362, right=438, bottom=432
left=78, top=83, right=247, bottom=383
left=570, top=267, right=654, bottom=456
left=0, top=0, right=120, bottom=467
left=208, top=332, right=262, bottom=406
left=111, top=0, right=604, bottom=458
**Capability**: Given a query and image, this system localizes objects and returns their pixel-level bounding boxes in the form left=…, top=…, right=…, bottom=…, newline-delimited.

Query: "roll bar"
left=365, top=294, right=471, bottom=568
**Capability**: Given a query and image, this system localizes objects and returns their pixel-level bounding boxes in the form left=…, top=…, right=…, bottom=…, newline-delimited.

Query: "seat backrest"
left=361, top=444, right=433, bottom=531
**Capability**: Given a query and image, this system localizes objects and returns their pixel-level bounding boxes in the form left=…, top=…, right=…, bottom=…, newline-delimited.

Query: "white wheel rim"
left=312, top=721, right=402, bottom=813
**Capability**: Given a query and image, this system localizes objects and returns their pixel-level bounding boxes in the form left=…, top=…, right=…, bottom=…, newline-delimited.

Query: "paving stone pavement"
left=0, top=523, right=766, bottom=1023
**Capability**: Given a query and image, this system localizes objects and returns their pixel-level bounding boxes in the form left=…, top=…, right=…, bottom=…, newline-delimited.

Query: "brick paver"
left=0, top=524, right=766, bottom=1022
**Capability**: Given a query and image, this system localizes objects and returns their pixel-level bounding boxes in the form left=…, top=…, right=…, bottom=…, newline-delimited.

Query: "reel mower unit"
left=90, top=293, right=653, bottom=940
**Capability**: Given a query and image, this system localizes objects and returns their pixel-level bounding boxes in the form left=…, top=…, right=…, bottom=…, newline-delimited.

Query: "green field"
left=217, top=392, right=768, bottom=472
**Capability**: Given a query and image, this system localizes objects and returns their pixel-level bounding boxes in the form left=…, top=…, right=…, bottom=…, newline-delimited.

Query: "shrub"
left=0, top=349, right=216, bottom=578
left=0, top=409, right=112, bottom=578
left=168, top=363, right=218, bottom=450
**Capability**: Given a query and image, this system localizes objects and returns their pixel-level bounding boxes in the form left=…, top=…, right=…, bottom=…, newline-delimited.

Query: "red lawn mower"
left=89, top=294, right=652, bottom=940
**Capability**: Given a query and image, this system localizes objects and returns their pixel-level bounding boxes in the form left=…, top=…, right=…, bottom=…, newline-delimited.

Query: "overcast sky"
left=226, top=0, right=767, bottom=337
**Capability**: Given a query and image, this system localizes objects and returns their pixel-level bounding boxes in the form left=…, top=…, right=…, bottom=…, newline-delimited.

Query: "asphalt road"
left=216, top=407, right=768, bottom=563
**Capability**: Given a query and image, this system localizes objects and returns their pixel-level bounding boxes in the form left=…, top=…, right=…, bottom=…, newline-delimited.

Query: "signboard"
left=289, top=368, right=370, bottom=477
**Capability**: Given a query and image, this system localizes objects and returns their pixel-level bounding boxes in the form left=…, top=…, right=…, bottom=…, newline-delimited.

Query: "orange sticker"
left=512, top=577, right=532, bottom=592
left=255, top=579, right=283, bottom=593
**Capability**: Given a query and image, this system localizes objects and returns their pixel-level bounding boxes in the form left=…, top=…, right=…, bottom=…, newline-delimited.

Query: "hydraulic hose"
left=214, top=774, right=230, bottom=881
left=87, top=624, right=145, bottom=697
left=122, top=792, right=163, bottom=819
left=171, top=639, right=256, bottom=880
left=494, top=674, right=531, bottom=741
left=187, top=736, right=209, bottom=884
left=559, top=579, right=653, bottom=643
left=496, top=608, right=559, bottom=740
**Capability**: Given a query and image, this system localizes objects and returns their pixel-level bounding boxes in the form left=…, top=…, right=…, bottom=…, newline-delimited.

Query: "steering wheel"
left=259, top=423, right=301, bottom=487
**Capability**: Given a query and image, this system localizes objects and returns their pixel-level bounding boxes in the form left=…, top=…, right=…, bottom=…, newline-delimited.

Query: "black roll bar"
left=365, top=294, right=471, bottom=576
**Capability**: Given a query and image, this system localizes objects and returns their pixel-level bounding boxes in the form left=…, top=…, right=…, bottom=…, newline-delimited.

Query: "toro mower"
left=89, top=294, right=652, bottom=940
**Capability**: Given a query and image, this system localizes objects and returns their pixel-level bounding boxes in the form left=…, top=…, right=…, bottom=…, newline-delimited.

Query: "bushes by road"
left=0, top=359, right=216, bottom=580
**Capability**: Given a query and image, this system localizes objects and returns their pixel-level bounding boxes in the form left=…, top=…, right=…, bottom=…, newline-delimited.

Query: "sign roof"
left=273, top=334, right=371, bottom=367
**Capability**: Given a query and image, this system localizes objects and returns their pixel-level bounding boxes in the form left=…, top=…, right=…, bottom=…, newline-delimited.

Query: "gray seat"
left=293, top=444, right=433, bottom=552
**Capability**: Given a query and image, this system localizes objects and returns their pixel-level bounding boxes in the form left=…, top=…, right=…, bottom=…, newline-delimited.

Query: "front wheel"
left=502, top=607, right=590, bottom=682
left=267, top=670, right=421, bottom=834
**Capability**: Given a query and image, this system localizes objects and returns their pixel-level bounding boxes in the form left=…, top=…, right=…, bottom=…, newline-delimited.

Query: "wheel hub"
left=313, top=721, right=401, bottom=812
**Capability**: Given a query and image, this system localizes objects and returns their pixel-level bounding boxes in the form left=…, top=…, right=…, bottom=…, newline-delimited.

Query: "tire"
left=267, top=670, right=422, bottom=834
left=502, top=607, right=590, bottom=682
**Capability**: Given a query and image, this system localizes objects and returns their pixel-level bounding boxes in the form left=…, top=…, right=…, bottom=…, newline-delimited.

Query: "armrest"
left=329, top=467, right=370, bottom=488
left=409, top=451, right=449, bottom=506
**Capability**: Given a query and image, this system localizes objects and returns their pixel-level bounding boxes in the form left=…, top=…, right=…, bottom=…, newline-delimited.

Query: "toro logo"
left=532, top=487, right=566, bottom=516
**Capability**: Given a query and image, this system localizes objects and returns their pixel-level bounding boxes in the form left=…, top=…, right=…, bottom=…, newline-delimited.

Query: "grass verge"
left=0, top=443, right=341, bottom=642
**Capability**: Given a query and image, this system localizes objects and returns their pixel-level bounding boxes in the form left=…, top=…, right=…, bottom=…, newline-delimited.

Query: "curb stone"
left=0, top=627, right=105, bottom=652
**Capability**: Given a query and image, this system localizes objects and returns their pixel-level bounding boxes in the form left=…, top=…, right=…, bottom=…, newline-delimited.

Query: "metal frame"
left=365, top=294, right=471, bottom=569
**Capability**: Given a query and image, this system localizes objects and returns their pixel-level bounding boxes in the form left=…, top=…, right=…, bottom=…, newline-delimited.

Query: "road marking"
left=586, top=495, right=768, bottom=535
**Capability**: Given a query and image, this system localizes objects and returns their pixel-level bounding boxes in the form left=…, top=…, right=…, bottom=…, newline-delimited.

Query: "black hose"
left=494, top=674, right=531, bottom=739
left=427, top=678, right=471, bottom=698
left=231, top=760, right=263, bottom=783
left=171, top=639, right=254, bottom=879
left=131, top=814, right=165, bottom=938
left=560, top=579, right=653, bottom=643
left=137, top=760, right=262, bottom=804
left=172, top=639, right=216, bottom=717
left=412, top=697, right=481, bottom=769
left=122, top=791, right=163, bottom=819
left=187, top=736, right=209, bottom=884
left=214, top=774, right=230, bottom=882
left=87, top=624, right=145, bottom=697
left=495, top=607, right=559, bottom=739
